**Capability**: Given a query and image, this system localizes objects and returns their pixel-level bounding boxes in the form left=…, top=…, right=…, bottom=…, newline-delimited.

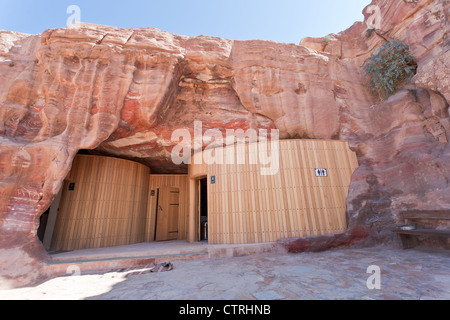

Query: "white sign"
left=66, top=5, right=81, bottom=29
left=315, top=169, right=328, bottom=177
left=367, top=265, right=381, bottom=290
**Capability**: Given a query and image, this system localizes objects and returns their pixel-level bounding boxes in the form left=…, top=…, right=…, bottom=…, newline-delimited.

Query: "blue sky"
left=0, top=0, right=371, bottom=43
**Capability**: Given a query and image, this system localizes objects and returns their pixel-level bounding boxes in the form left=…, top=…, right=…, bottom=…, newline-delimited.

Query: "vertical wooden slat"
left=50, top=155, right=150, bottom=251
left=191, top=139, right=359, bottom=245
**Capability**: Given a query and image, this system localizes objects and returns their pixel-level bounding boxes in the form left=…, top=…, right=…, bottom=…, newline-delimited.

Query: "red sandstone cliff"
left=0, top=0, right=448, bottom=288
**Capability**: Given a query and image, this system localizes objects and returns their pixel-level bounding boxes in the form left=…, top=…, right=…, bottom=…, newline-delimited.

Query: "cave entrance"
left=41, top=150, right=192, bottom=252
left=199, top=177, right=208, bottom=242
left=187, top=175, right=208, bottom=243
left=46, top=153, right=151, bottom=252
left=39, top=184, right=64, bottom=251
left=37, top=209, right=49, bottom=244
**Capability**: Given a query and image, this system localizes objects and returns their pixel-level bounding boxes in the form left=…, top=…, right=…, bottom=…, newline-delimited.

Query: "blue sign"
left=211, top=176, right=216, bottom=184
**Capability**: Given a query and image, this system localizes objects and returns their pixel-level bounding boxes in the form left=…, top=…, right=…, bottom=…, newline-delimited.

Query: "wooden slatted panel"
left=192, top=139, right=358, bottom=245
left=50, top=155, right=150, bottom=251
left=146, top=175, right=189, bottom=242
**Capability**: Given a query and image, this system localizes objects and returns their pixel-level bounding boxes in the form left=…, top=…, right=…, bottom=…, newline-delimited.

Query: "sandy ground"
left=0, top=246, right=449, bottom=300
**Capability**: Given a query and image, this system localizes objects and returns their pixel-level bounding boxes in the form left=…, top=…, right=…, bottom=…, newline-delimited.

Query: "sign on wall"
left=315, top=169, right=328, bottom=177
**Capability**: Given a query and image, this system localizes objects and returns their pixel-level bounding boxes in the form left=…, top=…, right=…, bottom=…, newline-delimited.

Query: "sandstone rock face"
left=0, top=0, right=449, bottom=287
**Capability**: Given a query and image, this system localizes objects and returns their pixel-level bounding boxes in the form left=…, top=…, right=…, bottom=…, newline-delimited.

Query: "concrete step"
left=48, top=241, right=285, bottom=277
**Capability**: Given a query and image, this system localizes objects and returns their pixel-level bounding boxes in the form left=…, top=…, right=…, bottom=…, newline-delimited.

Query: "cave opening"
left=36, top=146, right=191, bottom=254
left=37, top=183, right=64, bottom=252
left=40, top=149, right=154, bottom=252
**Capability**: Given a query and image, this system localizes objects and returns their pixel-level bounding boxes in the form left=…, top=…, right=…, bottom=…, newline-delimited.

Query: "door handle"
left=159, top=205, right=163, bottom=211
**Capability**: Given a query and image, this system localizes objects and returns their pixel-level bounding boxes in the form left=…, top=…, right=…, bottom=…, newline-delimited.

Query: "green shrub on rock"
left=363, top=39, right=417, bottom=100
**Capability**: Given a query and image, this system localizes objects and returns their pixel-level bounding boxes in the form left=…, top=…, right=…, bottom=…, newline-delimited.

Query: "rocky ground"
left=1, top=245, right=448, bottom=300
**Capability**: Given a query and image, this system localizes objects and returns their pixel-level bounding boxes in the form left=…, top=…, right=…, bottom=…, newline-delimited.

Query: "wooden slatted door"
left=155, top=187, right=180, bottom=241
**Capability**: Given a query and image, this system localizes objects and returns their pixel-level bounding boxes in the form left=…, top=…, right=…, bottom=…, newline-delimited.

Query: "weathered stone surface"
left=268, top=0, right=449, bottom=253
left=0, top=0, right=449, bottom=287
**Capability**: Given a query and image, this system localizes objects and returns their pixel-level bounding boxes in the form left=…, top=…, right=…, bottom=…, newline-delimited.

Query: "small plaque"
left=68, top=183, right=76, bottom=191
left=211, top=176, right=216, bottom=184
left=315, top=169, right=328, bottom=177
left=150, top=190, right=155, bottom=197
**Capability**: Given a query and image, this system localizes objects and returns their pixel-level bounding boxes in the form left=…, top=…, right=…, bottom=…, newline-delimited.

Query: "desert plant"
left=363, top=39, right=417, bottom=100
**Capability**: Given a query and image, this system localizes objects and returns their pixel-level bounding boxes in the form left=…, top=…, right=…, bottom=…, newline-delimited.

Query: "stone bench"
left=393, top=210, right=450, bottom=249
